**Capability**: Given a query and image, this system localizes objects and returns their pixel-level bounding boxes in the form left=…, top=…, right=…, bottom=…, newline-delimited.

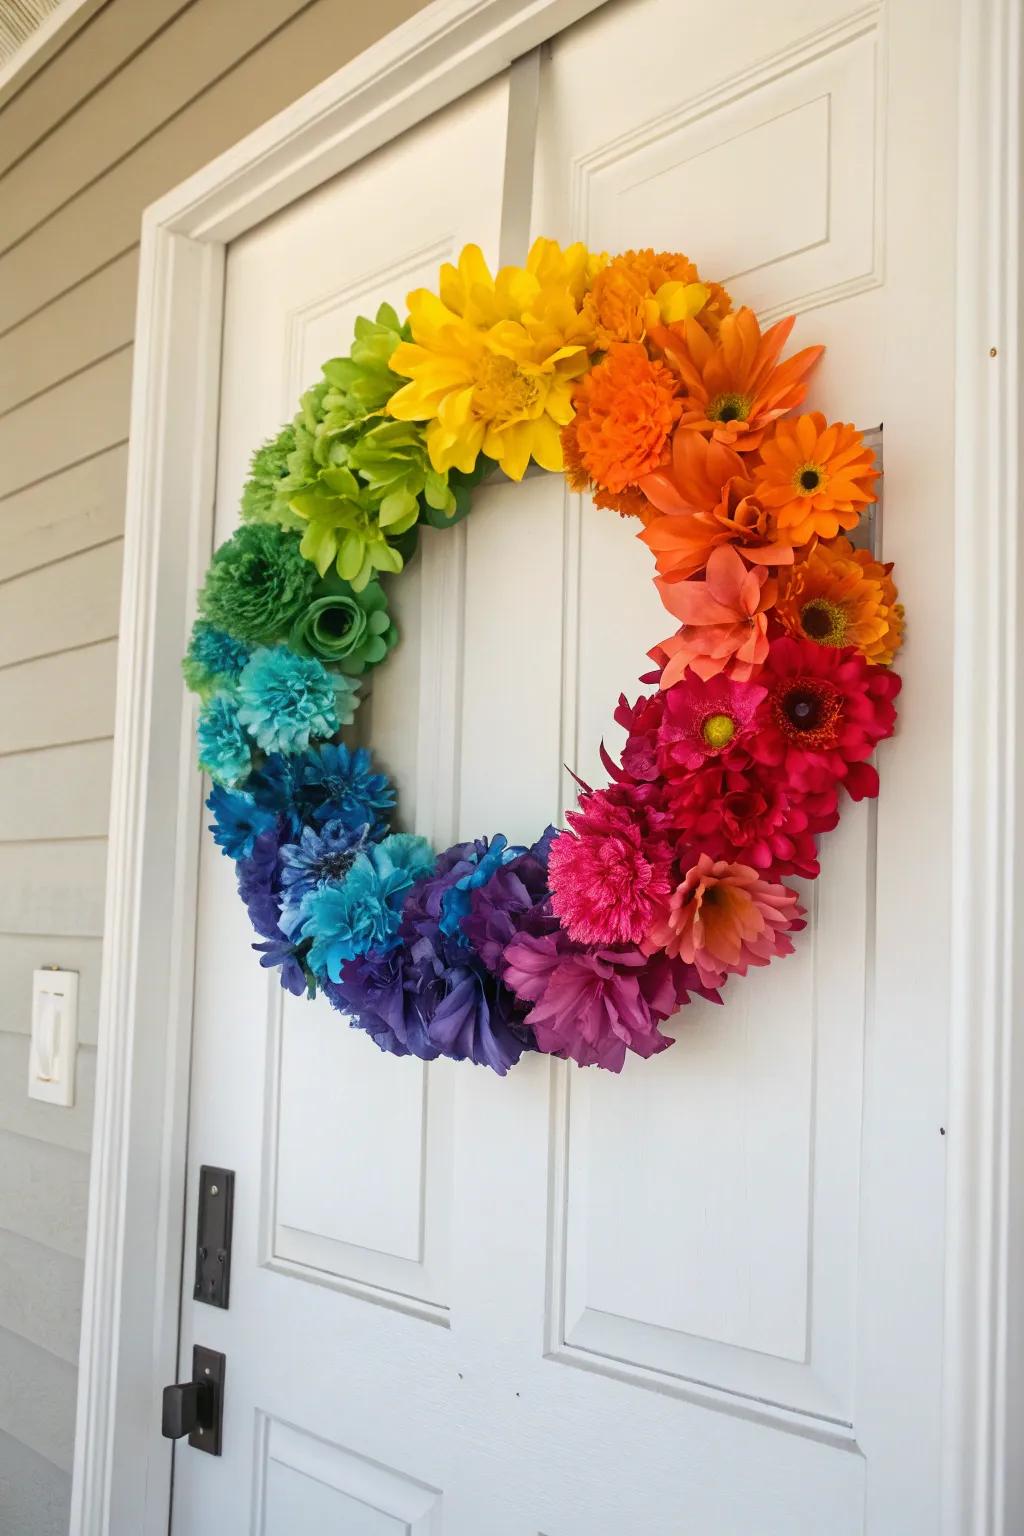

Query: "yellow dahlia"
left=775, top=536, right=904, bottom=665
left=386, top=240, right=603, bottom=481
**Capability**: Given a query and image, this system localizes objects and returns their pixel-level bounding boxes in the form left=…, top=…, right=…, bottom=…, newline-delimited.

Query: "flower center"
left=702, top=712, right=736, bottom=750
left=774, top=678, right=843, bottom=748
left=800, top=598, right=847, bottom=646
left=708, top=391, right=752, bottom=424
left=318, top=849, right=356, bottom=880
left=473, top=354, right=541, bottom=424
left=793, top=461, right=828, bottom=497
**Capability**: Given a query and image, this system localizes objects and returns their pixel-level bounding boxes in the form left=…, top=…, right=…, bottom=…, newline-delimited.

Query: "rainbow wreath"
left=185, top=242, right=902, bottom=1075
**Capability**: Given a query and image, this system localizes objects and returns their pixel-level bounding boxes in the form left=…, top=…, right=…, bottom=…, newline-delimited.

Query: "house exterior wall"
left=0, top=2, right=428, bottom=1530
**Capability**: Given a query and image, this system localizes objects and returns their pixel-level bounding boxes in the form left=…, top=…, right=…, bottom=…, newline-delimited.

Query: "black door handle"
left=160, top=1347, right=225, bottom=1456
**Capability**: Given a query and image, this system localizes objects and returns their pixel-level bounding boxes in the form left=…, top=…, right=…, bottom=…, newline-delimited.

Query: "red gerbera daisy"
left=750, top=636, right=901, bottom=798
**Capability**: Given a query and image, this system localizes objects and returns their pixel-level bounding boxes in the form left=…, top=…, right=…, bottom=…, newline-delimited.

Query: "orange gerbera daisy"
left=638, top=430, right=795, bottom=580
left=652, top=544, right=777, bottom=686
left=775, top=536, right=904, bottom=665
left=753, top=412, right=878, bottom=544
left=665, top=309, right=824, bottom=453
left=583, top=248, right=732, bottom=349
left=570, top=343, right=682, bottom=495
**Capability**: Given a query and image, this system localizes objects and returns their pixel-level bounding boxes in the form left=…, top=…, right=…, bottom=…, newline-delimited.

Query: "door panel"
left=175, top=0, right=957, bottom=1531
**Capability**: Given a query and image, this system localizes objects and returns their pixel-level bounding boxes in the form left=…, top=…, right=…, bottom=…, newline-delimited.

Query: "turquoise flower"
left=182, top=620, right=251, bottom=697
left=197, top=692, right=251, bottom=786
left=237, top=646, right=344, bottom=755
left=300, top=833, right=436, bottom=981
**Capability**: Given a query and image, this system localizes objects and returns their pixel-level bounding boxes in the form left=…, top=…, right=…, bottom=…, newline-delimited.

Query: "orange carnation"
left=665, top=309, right=823, bottom=453
left=571, top=343, right=682, bottom=495
left=583, top=248, right=732, bottom=349
left=775, top=536, right=904, bottom=665
left=561, top=418, right=653, bottom=520
left=754, top=412, right=878, bottom=544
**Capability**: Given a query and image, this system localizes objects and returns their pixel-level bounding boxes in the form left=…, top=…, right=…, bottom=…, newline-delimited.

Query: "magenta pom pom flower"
left=548, top=788, right=673, bottom=946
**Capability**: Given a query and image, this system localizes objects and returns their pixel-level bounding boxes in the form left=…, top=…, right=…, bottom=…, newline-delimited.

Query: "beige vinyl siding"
left=0, top=2, right=429, bottom=1529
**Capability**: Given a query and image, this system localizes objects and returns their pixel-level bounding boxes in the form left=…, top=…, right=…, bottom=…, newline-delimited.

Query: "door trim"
left=69, top=0, right=1024, bottom=1533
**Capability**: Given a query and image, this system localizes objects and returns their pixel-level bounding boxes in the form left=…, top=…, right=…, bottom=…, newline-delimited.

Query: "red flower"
left=657, top=670, right=766, bottom=772
left=549, top=789, right=674, bottom=946
left=662, top=760, right=838, bottom=880
left=750, top=636, right=901, bottom=798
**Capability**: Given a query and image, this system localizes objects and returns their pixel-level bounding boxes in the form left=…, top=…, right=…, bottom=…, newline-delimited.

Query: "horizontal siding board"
left=0, top=740, right=112, bottom=840
left=0, top=935, right=102, bottom=1046
left=0, top=0, right=192, bottom=177
left=0, top=445, right=127, bottom=581
left=0, top=349, right=132, bottom=500
left=0, top=1325, right=77, bottom=1472
left=0, top=640, right=117, bottom=753
left=0, top=0, right=429, bottom=331
left=0, top=1037, right=96, bottom=1151
left=0, top=0, right=310, bottom=253
left=0, top=1425, right=71, bottom=1536
left=0, top=542, right=122, bottom=669
left=0, top=842, right=107, bottom=938
left=0, top=1229, right=82, bottom=1365
left=0, top=1132, right=90, bottom=1257
left=0, top=253, right=138, bottom=415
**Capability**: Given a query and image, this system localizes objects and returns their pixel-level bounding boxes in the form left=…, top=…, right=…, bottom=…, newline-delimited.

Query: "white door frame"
left=68, top=1, right=1024, bottom=1532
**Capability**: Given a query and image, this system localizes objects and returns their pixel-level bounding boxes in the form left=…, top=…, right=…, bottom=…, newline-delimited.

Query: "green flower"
left=182, top=621, right=251, bottom=699
left=199, top=524, right=317, bottom=645
left=290, top=575, right=398, bottom=675
left=347, top=419, right=456, bottom=528
left=320, top=304, right=409, bottom=421
left=289, top=468, right=411, bottom=591
left=241, top=427, right=303, bottom=528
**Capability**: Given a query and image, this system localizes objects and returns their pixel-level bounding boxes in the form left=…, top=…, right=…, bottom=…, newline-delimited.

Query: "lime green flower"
left=290, top=574, right=398, bottom=675
left=241, top=427, right=302, bottom=527
left=289, top=467, right=413, bottom=590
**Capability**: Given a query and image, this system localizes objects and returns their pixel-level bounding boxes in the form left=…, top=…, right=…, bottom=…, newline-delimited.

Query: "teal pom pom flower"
left=197, top=692, right=252, bottom=786
left=300, top=833, right=436, bottom=981
left=199, top=523, right=317, bottom=645
left=182, top=620, right=251, bottom=697
left=237, top=645, right=345, bottom=754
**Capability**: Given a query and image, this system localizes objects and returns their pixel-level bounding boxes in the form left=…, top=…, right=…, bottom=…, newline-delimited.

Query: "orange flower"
left=583, top=248, right=732, bottom=349
left=753, top=412, right=878, bottom=543
left=561, top=419, right=654, bottom=520
left=652, top=543, right=777, bottom=687
left=665, top=309, right=824, bottom=453
left=571, top=343, right=682, bottom=494
left=775, top=536, right=904, bottom=664
left=638, top=430, right=795, bottom=580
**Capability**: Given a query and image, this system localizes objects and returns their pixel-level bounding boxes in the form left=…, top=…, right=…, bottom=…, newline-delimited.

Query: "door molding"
left=70, top=0, right=1024, bottom=1532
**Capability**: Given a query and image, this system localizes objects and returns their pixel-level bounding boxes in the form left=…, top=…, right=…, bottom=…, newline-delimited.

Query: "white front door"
left=173, top=1, right=957, bottom=1531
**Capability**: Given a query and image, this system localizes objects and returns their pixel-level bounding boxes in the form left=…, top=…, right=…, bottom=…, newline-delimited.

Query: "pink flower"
left=662, top=761, right=838, bottom=880
left=503, top=931, right=719, bottom=1072
left=645, top=854, right=805, bottom=989
left=548, top=789, right=673, bottom=946
left=657, top=670, right=766, bottom=772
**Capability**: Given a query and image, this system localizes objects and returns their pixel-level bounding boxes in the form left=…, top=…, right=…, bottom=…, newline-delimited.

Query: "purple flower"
left=236, top=826, right=308, bottom=995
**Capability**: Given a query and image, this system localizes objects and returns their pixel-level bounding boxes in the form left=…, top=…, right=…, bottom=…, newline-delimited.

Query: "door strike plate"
left=193, top=1165, right=234, bottom=1309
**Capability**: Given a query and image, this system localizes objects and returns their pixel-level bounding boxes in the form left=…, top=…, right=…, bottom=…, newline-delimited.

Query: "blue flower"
left=278, top=818, right=370, bottom=938
left=248, top=752, right=308, bottom=838
left=183, top=621, right=251, bottom=694
left=299, top=742, right=395, bottom=837
left=237, top=645, right=346, bottom=754
left=437, top=833, right=526, bottom=940
left=206, top=784, right=278, bottom=860
left=300, top=833, right=435, bottom=981
left=197, top=692, right=251, bottom=786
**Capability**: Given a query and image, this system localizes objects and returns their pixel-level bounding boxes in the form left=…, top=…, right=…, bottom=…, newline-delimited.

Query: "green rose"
left=290, top=575, right=398, bottom=676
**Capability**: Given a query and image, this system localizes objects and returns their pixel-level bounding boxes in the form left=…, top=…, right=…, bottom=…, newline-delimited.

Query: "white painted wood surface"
left=172, top=0, right=959, bottom=1531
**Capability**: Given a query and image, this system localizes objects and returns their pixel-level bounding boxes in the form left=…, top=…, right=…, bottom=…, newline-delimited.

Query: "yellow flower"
left=386, top=240, right=604, bottom=481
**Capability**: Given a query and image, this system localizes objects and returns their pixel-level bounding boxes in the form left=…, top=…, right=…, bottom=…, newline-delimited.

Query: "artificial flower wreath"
left=185, top=242, right=902, bottom=1075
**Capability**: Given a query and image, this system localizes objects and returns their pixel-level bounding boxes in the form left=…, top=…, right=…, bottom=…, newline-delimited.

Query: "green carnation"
left=290, top=575, right=398, bottom=676
left=199, top=524, right=317, bottom=645
left=241, top=426, right=302, bottom=527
